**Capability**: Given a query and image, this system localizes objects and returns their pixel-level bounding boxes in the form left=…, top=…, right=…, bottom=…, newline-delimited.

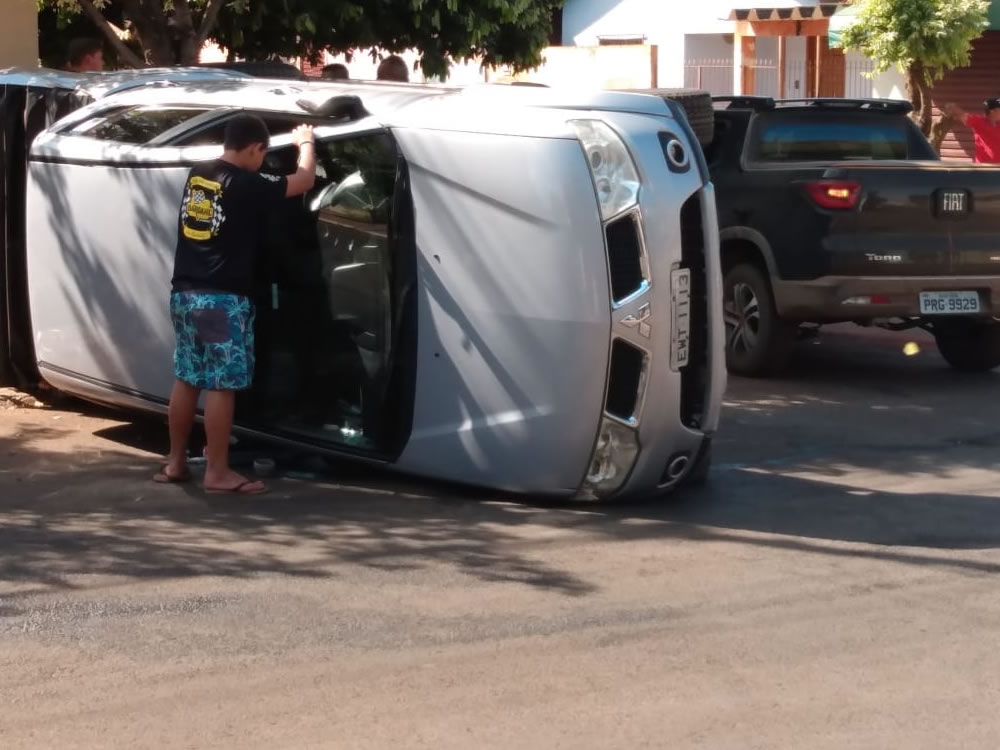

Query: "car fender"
left=718, top=225, right=779, bottom=278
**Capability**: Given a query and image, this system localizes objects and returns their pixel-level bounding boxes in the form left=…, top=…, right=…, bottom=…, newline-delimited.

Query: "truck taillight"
left=806, top=181, right=861, bottom=210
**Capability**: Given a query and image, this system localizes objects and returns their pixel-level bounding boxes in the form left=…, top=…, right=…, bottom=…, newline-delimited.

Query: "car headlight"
left=568, top=119, right=641, bottom=221
left=577, top=417, right=640, bottom=499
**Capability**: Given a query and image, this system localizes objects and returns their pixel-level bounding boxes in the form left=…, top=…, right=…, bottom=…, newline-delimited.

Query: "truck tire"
left=723, top=263, right=796, bottom=377
left=934, top=320, right=1000, bottom=372
left=619, top=88, right=715, bottom=147
left=657, top=89, right=715, bottom=148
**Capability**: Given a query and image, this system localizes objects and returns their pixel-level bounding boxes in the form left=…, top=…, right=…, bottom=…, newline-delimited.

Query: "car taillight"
left=806, top=181, right=861, bottom=210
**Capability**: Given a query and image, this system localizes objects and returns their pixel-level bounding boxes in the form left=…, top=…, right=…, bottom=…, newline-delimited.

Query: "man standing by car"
left=376, top=55, right=410, bottom=82
left=154, top=114, right=316, bottom=493
left=66, top=38, right=104, bottom=72
left=944, top=98, right=1000, bottom=163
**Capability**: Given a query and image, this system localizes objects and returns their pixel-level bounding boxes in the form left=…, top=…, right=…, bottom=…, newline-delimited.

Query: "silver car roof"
left=67, top=76, right=674, bottom=125
left=0, top=66, right=248, bottom=99
left=27, top=73, right=677, bottom=159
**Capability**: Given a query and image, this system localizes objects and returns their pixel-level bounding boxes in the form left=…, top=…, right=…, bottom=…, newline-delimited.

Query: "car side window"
left=258, top=131, right=397, bottom=286
left=751, top=115, right=909, bottom=162
left=71, top=106, right=211, bottom=144
left=176, top=113, right=312, bottom=147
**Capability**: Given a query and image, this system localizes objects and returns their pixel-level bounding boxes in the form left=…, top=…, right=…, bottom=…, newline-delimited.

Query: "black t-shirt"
left=171, top=159, right=288, bottom=296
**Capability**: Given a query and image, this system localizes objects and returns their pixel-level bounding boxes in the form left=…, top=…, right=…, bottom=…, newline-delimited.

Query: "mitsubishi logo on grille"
left=621, top=303, right=652, bottom=339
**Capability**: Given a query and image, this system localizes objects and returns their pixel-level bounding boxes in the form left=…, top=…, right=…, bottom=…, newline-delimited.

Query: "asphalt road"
left=3, top=325, right=1000, bottom=749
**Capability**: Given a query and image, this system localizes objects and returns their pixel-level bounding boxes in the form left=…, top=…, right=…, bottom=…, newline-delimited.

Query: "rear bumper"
left=774, top=276, right=1000, bottom=320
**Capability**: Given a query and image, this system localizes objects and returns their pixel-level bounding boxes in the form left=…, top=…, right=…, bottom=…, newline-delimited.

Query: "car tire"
left=723, top=263, right=796, bottom=377
left=934, top=320, right=1000, bottom=372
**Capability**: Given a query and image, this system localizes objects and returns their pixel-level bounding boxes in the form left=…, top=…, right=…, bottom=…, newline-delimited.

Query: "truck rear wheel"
left=934, top=320, right=1000, bottom=372
left=723, top=263, right=796, bottom=377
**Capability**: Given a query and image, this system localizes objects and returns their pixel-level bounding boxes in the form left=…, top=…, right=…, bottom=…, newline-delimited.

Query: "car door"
left=211, top=120, right=418, bottom=460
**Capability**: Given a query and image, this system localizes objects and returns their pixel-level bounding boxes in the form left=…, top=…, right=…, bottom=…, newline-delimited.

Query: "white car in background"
left=6, top=71, right=726, bottom=499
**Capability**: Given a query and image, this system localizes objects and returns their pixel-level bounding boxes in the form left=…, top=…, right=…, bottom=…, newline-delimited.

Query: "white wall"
left=684, top=33, right=734, bottom=62
left=1, top=0, right=38, bottom=67
left=870, top=66, right=907, bottom=101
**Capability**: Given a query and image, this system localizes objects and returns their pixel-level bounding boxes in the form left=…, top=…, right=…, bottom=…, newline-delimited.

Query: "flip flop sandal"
left=153, top=465, right=192, bottom=484
left=204, top=480, right=268, bottom=496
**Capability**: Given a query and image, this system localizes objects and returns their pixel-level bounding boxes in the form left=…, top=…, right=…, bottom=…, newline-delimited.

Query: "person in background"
left=321, top=63, right=350, bottom=81
left=154, top=115, right=317, bottom=494
left=943, top=98, right=1000, bottom=164
left=376, top=55, right=409, bottom=83
left=66, top=38, right=104, bottom=72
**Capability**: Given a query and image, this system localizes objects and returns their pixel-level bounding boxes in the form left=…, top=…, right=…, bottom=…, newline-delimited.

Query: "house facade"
left=562, top=0, right=904, bottom=98
left=929, top=26, right=1000, bottom=161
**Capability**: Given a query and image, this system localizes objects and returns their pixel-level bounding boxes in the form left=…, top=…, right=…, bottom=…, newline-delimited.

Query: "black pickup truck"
left=706, top=96, right=1000, bottom=376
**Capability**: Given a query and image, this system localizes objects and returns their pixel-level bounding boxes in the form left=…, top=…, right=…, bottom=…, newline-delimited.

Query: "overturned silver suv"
left=5, top=70, right=725, bottom=499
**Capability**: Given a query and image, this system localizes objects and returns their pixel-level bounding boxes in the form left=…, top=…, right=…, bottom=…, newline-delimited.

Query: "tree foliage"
left=841, top=0, right=990, bottom=135
left=37, top=0, right=565, bottom=78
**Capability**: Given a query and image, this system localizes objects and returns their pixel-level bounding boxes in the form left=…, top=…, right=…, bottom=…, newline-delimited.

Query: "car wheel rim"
left=724, top=282, right=761, bottom=356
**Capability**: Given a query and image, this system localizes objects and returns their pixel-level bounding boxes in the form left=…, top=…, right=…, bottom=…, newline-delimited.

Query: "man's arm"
left=286, top=124, right=317, bottom=197
left=944, top=103, right=970, bottom=126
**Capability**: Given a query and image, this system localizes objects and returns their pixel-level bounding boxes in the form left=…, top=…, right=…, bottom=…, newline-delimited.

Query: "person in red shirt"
left=944, top=98, right=1000, bottom=163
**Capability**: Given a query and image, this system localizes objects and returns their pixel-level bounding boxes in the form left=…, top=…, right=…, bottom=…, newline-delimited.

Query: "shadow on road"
left=4, top=326, right=1000, bottom=607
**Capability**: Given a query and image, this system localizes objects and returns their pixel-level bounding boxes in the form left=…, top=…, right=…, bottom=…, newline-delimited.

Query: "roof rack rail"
left=774, top=97, right=912, bottom=114
left=713, top=95, right=912, bottom=115
left=712, top=95, right=776, bottom=111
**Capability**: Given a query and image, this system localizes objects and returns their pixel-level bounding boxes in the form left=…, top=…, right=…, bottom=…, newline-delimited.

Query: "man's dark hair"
left=376, top=55, right=409, bottom=82
left=223, top=114, right=271, bottom=151
left=986, top=97, right=1000, bottom=112
left=68, top=38, right=103, bottom=67
left=322, top=63, right=350, bottom=81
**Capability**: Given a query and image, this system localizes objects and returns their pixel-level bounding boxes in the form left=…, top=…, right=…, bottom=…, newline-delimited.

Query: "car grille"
left=604, top=212, right=645, bottom=304
left=679, top=192, right=708, bottom=429
left=605, top=339, right=646, bottom=423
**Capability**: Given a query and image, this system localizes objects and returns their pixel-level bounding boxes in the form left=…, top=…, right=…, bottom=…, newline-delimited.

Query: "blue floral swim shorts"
left=170, top=291, right=255, bottom=391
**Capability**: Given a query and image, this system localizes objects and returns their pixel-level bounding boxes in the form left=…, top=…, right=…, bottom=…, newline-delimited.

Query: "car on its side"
left=9, top=72, right=726, bottom=500
left=707, top=96, right=1000, bottom=376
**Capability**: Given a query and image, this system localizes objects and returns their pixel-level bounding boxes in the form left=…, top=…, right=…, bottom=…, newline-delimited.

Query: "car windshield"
left=752, top=114, right=910, bottom=162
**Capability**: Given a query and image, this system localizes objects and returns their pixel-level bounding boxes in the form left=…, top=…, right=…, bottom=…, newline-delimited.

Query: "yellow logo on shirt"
left=181, top=175, right=225, bottom=241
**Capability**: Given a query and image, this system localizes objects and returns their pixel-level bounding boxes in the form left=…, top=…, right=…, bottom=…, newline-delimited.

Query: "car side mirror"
left=296, top=95, right=370, bottom=121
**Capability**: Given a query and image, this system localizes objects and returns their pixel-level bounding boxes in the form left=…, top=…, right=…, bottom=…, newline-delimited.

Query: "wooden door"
left=818, top=39, right=846, bottom=97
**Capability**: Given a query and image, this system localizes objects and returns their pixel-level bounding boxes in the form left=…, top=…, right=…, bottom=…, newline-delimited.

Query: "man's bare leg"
left=165, top=378, right=200, bottom=478
left=203, top=389, right=265, bottom=492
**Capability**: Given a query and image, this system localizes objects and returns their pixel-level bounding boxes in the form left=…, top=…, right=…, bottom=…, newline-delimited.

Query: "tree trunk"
left=907, top=62, right=933, bottom=137
left=171, top=0, right=201, bottom=65
left=119, top=0, right=176, bottom=65
left=76, top=0, right=145, bottom=68
left=79, top=0, right=228, bottom=68
left=931, top=115, right=957, bottom=154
